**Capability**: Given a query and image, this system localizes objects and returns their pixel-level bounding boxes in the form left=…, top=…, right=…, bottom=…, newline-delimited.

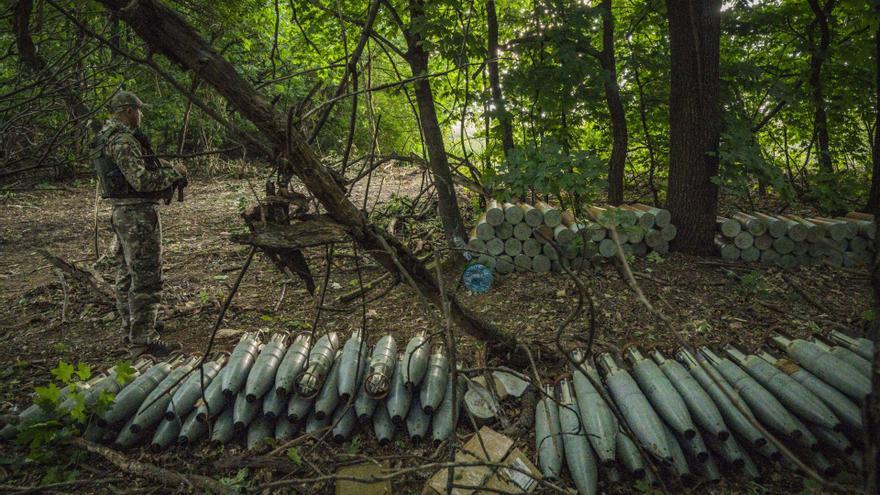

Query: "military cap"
left=110, top=90, right=145, bottom=111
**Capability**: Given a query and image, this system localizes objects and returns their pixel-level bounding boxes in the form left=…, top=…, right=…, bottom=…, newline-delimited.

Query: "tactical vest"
left=92, top=127, right=164, bottom=199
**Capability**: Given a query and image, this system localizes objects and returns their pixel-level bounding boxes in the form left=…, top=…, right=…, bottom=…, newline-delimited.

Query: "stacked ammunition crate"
left=468, top=201, right=676, bottom=274
left=715, top=211, right=875, bottom=268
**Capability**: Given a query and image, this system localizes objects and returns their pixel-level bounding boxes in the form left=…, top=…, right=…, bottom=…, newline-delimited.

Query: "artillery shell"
left=704, top=435, right=745, bottom=469
left=662, top=423, right=695, bottom=486
left=386, top=354, right=413, bottom=425
left=775, top=357, right=863, bottom=431
left=100, top=361, right=172, bottom=426
left=828, top=346, right=872, bottom=378
left=195, top=366, right=230, bottom=423
left=131, top=357, right=199, bottom=433
left=165, top=359, right=223, bottom=421
left=233, top=391, right=260, bottom=431
left=114, top=416, right=146, bottom=449
left=247, top=416, right=274, bottom=450
left=626, top=347, right=697, bottom=439
left=306, top=408, right=331, bottom=435
left=535, top=384, right=564, bottom=480
left=697, top=453, right=722, bottom=482
left=295, top=332, right=340, bottom=398
left=420, top=343, right=449, bottom=414
left=178, top=409, right=207, bottom=446
left=286, top=393, right=313, bottom=423
left=653, top=349, right=729, bottom=441
left=679, top=429, right=710, bottom=464
left=150, top=416, right=180, bottom=452
left=331, top=405, right=357, bottom=442
left=245, top=333, right=288, bottom=402
left=373, top=402, right=395, bottom=446
left=431, top=373, right=465, bottom=447
left=262, top=386, right=286, bottom=421
left=770, top=334, right=870, bottom=400
left=275, top=333, right=311, bottom=396
left=365, top=335, right=398, bottom=399
left=406, top=396, right=431, bottom=442
left=756, top=439, right=782, bottom=462
left=571, top=350, right=617, bottom=467
left=83, top=422, right=109, bottom=443
left=275, top=416, right=299, bottom=442
left=557, top=380, right=598, bottom=495
left=741, top=445, right=760, bottom=479
left=810, top=424, right=853, bottom=454
left=401, top=332, right=430, bottom=391
left=615, top=429, right=646, bottom=479
left=210, top=407, right=235, bottom=445
left=337, top=330, right=368, bottom=402
left=221, top=332, right=260, bottom=398
left=313, top=352, right=342, bottom=420
left=827, top=330, right=873, bottom=360
left=354, top=358, right=378, bottom=423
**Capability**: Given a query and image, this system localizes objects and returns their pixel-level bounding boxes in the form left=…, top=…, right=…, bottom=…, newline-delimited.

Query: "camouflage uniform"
left=98, top=108, right=182, bottom=345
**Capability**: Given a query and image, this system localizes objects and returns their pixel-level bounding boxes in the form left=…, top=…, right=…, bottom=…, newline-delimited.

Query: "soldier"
left=93, top=90, right=187, bottom=357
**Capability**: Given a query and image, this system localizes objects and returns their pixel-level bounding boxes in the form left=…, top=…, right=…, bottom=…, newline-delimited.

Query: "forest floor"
left=0, top=162, right=870, bottom=494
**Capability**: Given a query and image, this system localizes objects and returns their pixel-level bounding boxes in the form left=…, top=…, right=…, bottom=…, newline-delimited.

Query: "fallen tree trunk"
left=38, top=249, right=114, bottom=303
left=91, top=0, right=517, bottom=353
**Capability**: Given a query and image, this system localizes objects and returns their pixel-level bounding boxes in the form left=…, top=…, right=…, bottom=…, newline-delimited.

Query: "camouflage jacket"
left=101, top=119, right=182, bottom=205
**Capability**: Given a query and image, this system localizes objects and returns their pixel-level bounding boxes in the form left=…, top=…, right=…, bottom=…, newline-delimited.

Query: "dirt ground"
left=0, top=164, right=871, bottom=493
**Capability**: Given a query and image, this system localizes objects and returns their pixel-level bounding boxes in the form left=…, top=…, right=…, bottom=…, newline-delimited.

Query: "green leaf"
left=75, top=364, right=91, bottom=382
left=112, top=362, right=137, bottom=385
left=51, top=362, right=75, bottom=384
left=287, top=447, right=303, bottom=466
left=35, top=383, right=61, bottom=407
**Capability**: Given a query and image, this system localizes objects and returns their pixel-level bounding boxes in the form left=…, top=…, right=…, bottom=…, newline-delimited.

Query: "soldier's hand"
left=172, top=162, right=188, bottom=178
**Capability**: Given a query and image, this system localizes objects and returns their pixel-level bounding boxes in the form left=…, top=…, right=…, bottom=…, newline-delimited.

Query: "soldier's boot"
left=121, top=321, right=164, bottom=345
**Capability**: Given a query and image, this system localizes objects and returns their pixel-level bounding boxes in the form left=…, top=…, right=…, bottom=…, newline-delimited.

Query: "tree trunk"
left=405, top=0, right=467, bottom=249
left=807, top=0, right=836, bottom=176
left=867, top=19, right=880, bottom=213
left=599, top=0, right=627, bottom=206
left=92, top=0, right=517, bottom=353
left=664, top=0, right=721, bottom=255
left=486, top=0, right=515, bottom=158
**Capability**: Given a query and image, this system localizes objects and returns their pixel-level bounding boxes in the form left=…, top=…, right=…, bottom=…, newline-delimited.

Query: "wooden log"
left=809, top=218, right=848, bottom=241
left=519, top=203, right=544, bottom=227
left=476, top=254, right=496, bottom=269
left=774, top=216, right=808, bottom=242
left=522, top=239, right=542, bottom=257
left=560, top=210, right=577, bottom=228
left=845, top=211, right=874, bottom=221
left=534, top=201, right=561, bottom=227
left=503, top=238, right=522, bottom=256
left=485, top=238, right=505, bottom=256
left=503, top=202, right=524, bottom=224
left=620, top=204, right=656, bottom=229
left=534, top=226, right=554, bottom=243
left=752, top=212, right=787, bottom=239
left=784, top=215, right=823, bottom=243
left=473, top=213, right=495, bottom=241
left=717, top=216, right=741, bottom=238
left=542, top=243, right=559, bottom=261
left=514, top=254, right=531, bottom=271
left=554, top=225, right=575, bottom=245
left=485, top=200, right=505, bottom=226
left=754, top=234, right=773, bottom=251
left=513, top=222, right=532, bottom=241
left=586, top=205, right=612, bottom=225
left=661, top=224, right=678, bottom=242
left=741, top=246, right=760, bottom=262
left=598, top=238, right=617, bottom=258
left=832, top=217, right=859, bottom=240
left=734, top=231, right=754, bottom=250
left=467, top=237, right=486, bottom=254
left=645, top=228, right=664, bottom=248
left=494, top=222, right=513, bottom=240
left=625, top=225, right=646, bottom=244
left=495, top=255, right=514, bottom=275
left=532, top=255, right=551, bottom=273
left=733, top=212, right=768, bottom=237
left=614, top=207, right=638, bottom=227
left=630, top=203, right=672, bottom=228
left=772, top=236, right=794, bottom=254
left=587, top=222, right=607, bottom=242
left=715, top=235, right=740, bottom=260
left=38, top=249, right=114, bottom=303
left=760, top=249, right=779, bottom=264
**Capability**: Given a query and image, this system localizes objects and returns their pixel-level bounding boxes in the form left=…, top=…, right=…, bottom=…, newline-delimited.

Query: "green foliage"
left=287, top=447, right=303, bottom=466
left=220, top=468, right=250, bottom=489
left=716, top=113, right=793, bottom=200
left=738, top=271, right=769, bottom=297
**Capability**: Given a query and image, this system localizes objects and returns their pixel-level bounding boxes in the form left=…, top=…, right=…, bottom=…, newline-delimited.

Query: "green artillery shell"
left=704, top=435, right=745, bottom=469
left=807, top=451, right=836, bottom=478
left=789, top=415, right=819, bottom=451
left=626, top=348, right=697, bottom=439
left=775, top=357, right=863, bottom=431
left=286, top=393, right=313, bottom=423
left=431, top=374, right=465, bottom=447
left=653, top=350, right=730, bottom=441
left=83, top=422, right=109, bottom=443
left=557, top=380, right=598, bottom=495
left=337, top=330, right=368, bottom=402
left=178, top=409, right=206, bottom=446
left=598, top=353, right=672, bottom=462
left=770, top=334, right=870, bottom=400
left=101, top=361, right=172, bottom=426
left=306, top=408, right=331, bottom=435
left=233, top=391, right=260, bottom=431
left=262, top=386, right=286, bottom=420
left=275, top=416, right=299, bottom=442
left=828, top=346, right=871, bottom=378
left=150, top=415, right=180, bottom=452
left=275, top=333, right=311, bottom=396
left=354, top=358, right=378, bottom=423
left=420, top=343, right=449, bottom=414
left=373, top=402, right=396, bottom=446
left=728, top=348, right=841, bottom=431
left=679, top=429, right=710, bottom=464
left=114, top=416, right=147, bottom=449
left=210, top=407, right=235, bottom=445
left=677, top=348, right=766, bottom=448
left=245, top=333, right=288, bottom=402
left=247, top=416, right=274, bottom=450
left=365, top=335, right=398, bottom=399
left=131, top=357, right=198, bottom=433
left=401, top=332, right=430, bottom=391
left=697, top=453, right=722, bottom=482
left=296, top=332, right=340, bottom=398
left=406, top=396, right=431, bottom=442
left=331, top=405, right=357, bottom=442
left=662, top=423, right=695, bottom=486
left=165, top=359, right=222, bottom=421
left=741, top=445, right=760, bottom=479
left=701, top=348, right=802, bottom=439
left=615, top=429, right=646, bottom=479
left=535, top=383, right=564, bottom=480
left=195, top=366, right=230, bottom=423
left=313, top=352, right=342, bottom=420
left=221, top=332, right=260, bottom=398
left=756, top=439, right=782, bottom=462
left=571, top=350, right=617, bottom=467
left=828, top=330, right=873, bottom=360
left=810, top=424, right=853, bottom=454
left=386, top=354, right=412, bottom=425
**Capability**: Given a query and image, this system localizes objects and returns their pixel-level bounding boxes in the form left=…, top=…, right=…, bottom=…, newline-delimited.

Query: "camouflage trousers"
left=111, top=202, right=163, bottom=345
